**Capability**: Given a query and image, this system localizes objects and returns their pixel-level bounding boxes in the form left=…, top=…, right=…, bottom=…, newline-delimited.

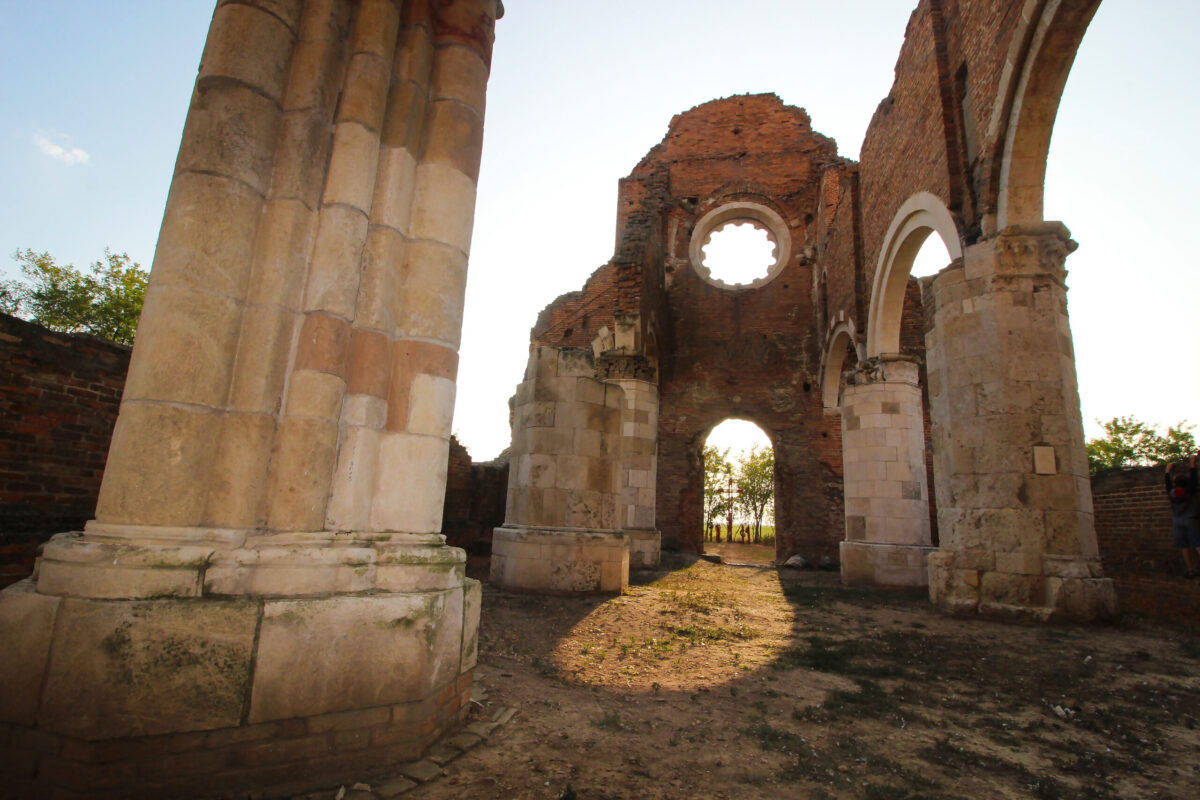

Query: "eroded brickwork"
left=0, top=314, right=130, bottom=586
left=441, top=435, right=508, bottom=555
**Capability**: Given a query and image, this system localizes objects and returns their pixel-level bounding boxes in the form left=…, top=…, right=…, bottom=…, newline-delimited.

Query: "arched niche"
left=866, top=192, right=962, bottom=358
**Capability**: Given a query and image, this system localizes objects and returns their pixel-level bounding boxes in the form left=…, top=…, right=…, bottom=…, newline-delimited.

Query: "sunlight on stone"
left=701, top=222, right=776, bottom=284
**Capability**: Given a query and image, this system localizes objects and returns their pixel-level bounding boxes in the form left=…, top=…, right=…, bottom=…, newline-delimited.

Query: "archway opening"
left=701, top=419, right=775, bottom=563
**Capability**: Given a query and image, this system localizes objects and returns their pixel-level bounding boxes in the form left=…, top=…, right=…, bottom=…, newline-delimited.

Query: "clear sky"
left=2, top=1, right=1196, bottom=462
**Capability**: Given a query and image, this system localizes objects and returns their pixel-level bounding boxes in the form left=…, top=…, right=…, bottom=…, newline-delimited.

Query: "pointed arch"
left=866, top=192, right=962, bottom=358
left=821, top=320, right=861, bottom=410
left=989, top=0, right=1102, bottom=229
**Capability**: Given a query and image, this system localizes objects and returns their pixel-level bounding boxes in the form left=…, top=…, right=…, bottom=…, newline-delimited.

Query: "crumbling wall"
left=1091, top=465, right=1200, bottom=625
left=440, top=435, right=508, bottom=555
left=0, top=314, right=129, bottom=586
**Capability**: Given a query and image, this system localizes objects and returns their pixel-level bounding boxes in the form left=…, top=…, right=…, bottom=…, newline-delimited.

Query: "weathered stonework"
left=840, top=357, right=935, bottom=587
left=0, top=0, right=1118, bottom=793
left=490, top=347, right=630, bottom=593
left=923, top=224, right=1114, bottom=621
left=0, top=1, right=501, bottom=796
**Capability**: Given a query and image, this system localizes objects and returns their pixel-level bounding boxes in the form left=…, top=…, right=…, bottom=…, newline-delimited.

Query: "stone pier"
left=924, top=224, right=1115, bottom=621
left=0, top=1, right=502, bottom=796
left=491, top=347, right=629, bottom=593
left=839, top=356, right=935, bottom=586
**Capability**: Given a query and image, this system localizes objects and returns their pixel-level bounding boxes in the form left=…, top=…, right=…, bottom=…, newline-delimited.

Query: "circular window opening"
left=700, top=221, right=777, bottom=285
left=688, top=201, right=791, bottom=290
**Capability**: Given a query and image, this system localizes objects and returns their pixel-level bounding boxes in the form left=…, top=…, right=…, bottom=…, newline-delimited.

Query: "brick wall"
left=0, top=314, right=129, bottom=586
left=440, top=435, right=507, bottom=556
left=1091, top=464, right=1200, bottom=627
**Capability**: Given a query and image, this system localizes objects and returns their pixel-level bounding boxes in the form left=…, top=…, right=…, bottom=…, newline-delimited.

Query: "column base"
left=928, top=549, right=1117, bottom=622
left=840, top=541, right=936, bottom=587
left=490, top=526, right=628, bottom=594
left=1, top=531, right=481, bottom=797
left=625, top=528, right=661, bottom=569
left=35, top=529, right=464, bottom=599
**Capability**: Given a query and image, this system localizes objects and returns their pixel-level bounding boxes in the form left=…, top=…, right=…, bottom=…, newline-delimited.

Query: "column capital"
left=991, top=221, right=1078, bottom=278
left=845, top=354, right=921, bottom=388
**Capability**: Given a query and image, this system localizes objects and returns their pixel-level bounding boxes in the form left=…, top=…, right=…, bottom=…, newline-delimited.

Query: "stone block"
left=249, top=590, right=464, bottom=723
left=372, top=146, right=418, bottom=235
left=409, top=162, right=477, bottom=255
left=554, top=455, right=588, bottom=490
left=226, top=306, right=297, bottom=416
left=286, top=369, right=347, bottom=420
left=408, top=374, right=456, bottom=437
left=397, top=239, right=470, bottom=346
left=431, top=42, right=488, bottom=112
left=337, top=52, right=391, bottom=132
left=202, top=411, right=276, bottom=529
left=322, top=121, right=382, bottom=213
left=305, top=203, right=370, bottom=318
left=371, top=432, right=450, bottom=533
left=201, top=2, right=294, bottom=101
left=94, top=403, right=221, bottom=528
left=558, top=349, right=595, bottom=378
left=461, top=579, right=481, bottom=672
left=266, top=415, right=339, bottom=529
left=421, top=99, right=485, bottom=181
left=124, top=283, right=243, bottom=407
left=246, top=197, right=317, bottom=309
left=351, top=0, right=401, bottom=60
left=177, top=84, right=280, bottom=196
left=979, top=571, right=1042, bottom=607
left=325, top=425, right=382, bottom=531
left=0, top=581, right=62, bottom=725
left=38, top=597, right=259, bottom=739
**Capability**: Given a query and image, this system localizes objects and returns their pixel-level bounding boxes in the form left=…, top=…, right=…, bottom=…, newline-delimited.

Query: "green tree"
left=1085, top=416, right=1196, bottom=473
left=735, top=444, right=774, bottom=543
left=703, top=444, right=732, bottom=541
left=1, top=248, right=148, bottom=345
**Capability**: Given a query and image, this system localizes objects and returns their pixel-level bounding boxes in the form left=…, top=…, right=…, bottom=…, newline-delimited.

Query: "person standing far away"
left=1166, top=453, right=1200, bottom=578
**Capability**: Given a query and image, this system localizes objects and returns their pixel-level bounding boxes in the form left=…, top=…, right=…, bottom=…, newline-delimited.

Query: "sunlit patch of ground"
left=414, top=557, right=1200, bottom=800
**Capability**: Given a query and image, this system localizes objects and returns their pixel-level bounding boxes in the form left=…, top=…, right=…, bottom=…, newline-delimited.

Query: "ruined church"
left=0, top=0, right=1114, bottom=796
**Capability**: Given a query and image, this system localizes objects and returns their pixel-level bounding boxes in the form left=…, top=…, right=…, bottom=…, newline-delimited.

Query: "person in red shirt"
left=1166, top=453, right=1199, bottom=578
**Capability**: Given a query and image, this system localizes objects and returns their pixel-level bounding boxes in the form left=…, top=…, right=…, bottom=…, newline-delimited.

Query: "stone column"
left=0, top=2, right=502, bottom=796
left=924, top=222, right=1115, bottom=621
left=839, top=356, right=935, bottom=586
left=491, top=347, right=629, bottom=593
left=613, top=377, right=660, bottom=568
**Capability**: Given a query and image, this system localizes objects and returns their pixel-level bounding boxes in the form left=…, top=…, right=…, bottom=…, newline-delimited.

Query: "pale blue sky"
left=2, top=1, right=1196, bottom=461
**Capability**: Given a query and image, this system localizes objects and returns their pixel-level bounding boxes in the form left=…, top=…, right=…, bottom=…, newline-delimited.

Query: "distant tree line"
left=1085, top=416, right=1194, bottom=474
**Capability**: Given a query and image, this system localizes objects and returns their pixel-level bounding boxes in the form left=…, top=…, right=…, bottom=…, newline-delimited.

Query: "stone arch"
left=866, top=192, right=963, bottom=358
left=990, top=0, right=1102, bottom=229
left=820, top=320, right=860, bottom=410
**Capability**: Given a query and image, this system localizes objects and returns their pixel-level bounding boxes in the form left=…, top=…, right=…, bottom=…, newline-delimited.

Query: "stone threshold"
left=291, top=692, right=517, bottom=800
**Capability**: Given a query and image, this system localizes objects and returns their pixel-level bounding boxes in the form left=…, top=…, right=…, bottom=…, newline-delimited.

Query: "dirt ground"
left=411, top=547, right=1200, bottom=800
